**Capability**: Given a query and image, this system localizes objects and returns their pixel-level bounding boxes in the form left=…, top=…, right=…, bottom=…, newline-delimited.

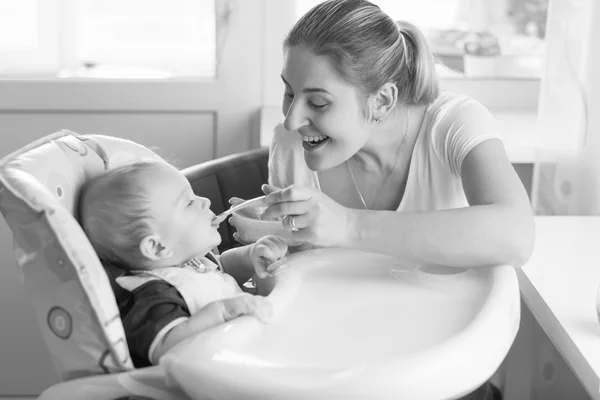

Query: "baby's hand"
left=218, top=293, right=273, bottom=324
left=249, top=235, right=288, bottom=279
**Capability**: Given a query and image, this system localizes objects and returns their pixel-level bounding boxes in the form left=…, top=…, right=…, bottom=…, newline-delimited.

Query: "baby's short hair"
left=79, top=161, right=165, bottom=269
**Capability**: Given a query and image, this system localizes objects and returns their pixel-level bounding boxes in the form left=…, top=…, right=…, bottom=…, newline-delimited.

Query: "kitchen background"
left=1, top=0, right=599, bottom=399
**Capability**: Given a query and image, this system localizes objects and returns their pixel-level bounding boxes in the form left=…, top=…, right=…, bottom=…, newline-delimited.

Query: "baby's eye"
left=187, top=198, right=195, bottom=207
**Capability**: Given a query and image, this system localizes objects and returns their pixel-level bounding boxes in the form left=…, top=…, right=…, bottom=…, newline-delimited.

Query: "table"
left=517, top=216, right=600, bottom=400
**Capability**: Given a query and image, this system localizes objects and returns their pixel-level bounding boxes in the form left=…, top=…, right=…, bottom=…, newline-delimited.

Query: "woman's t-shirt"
left=268, top=91, right=503, bottom=212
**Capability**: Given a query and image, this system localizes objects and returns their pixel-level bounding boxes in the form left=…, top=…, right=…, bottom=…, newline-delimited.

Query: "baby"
left=79, top=160, right=287, bottom=367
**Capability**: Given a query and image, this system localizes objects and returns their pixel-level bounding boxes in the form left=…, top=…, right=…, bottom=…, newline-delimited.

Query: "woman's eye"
left=187, top=199, right=195, bottom=207
left=283, top=90, right=327, bottom=110
left=309, top=101, right=328, bottom=110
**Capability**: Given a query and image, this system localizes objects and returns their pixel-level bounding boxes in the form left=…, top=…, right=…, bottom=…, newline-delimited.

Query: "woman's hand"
left=259, top=184, right=355, bottom=248
left=227, top=196, right=262, bottom=245
left=249, top=235, right=288, bottom=278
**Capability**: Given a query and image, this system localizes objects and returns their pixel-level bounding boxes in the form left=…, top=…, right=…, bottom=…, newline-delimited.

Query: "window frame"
left=0, top=0, right=62, bottom=75
left=0, top=0, right=218, bottom=79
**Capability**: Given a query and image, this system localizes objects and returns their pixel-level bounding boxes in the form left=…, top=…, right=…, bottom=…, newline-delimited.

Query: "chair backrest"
left=182, top=146, right=269, bottom=253
left=0, top=130, right=167, bottom=381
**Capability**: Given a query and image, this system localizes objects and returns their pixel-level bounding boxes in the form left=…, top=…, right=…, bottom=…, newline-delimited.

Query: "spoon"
left=212, top=195, right=268, bottom=225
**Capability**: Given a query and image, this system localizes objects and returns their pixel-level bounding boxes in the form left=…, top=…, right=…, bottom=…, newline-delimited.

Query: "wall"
left=0, top=112, right=215, bottom=168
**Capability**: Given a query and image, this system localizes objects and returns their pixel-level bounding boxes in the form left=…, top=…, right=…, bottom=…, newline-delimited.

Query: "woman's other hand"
left=260, top=184, right=355, bottom=248
left=249, top=235, right=288, bottom=278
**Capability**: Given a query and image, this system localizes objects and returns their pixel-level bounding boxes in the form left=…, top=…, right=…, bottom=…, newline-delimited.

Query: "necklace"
left=347, top=108, right=410, bottom=210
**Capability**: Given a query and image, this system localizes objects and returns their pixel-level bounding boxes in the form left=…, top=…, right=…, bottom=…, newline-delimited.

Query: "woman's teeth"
left=302, top=135, right=329, bottom=147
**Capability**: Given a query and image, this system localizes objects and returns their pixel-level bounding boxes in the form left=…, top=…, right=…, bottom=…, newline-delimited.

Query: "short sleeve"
left=268, top=123, right=295, bottom=188
left=430, top=96, right=502, bottom=176
left=268, top=122, right=320, bottom=190
left=119, top=281, right=190, bottom=368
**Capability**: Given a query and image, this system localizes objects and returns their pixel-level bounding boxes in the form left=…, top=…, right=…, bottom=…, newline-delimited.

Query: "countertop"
left=519, top=216, right=600, bottom=400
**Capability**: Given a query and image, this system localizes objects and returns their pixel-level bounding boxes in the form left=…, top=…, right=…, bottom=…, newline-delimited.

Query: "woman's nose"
left=284, top=100, right=309, bottom=132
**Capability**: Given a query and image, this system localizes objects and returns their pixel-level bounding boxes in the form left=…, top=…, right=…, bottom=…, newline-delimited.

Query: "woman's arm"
left=347, top=139, right=535, bottom=268
left=263, top=139, right=534, bottom=268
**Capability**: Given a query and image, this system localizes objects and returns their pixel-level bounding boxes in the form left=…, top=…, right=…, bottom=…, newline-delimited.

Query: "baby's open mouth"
left=301, top=135, right=329, bottom=149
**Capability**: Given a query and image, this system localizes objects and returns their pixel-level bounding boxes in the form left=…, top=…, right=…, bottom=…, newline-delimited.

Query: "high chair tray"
left=162, top=248, right=520, bottom=400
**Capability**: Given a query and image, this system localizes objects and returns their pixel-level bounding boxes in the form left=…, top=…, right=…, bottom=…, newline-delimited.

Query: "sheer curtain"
left=531, top=0, right=600, bottom=215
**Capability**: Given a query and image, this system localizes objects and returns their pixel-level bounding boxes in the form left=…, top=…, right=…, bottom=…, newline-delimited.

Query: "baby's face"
left=146, top=163, right=221, bottom=263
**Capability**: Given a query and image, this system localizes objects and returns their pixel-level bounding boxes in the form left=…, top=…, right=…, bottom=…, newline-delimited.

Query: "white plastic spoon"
left=212, top=195, right=268, bottom=225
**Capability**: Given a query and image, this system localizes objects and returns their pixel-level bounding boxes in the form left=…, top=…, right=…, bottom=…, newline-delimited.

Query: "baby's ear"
left=139, top=235, right=173, bottom=260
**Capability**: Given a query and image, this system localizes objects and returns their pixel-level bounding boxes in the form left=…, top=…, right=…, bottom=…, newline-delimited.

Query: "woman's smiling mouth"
left=301, top=135, right=330, bottom=150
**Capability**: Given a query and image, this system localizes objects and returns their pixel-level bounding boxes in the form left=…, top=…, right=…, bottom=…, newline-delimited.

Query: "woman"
left=260, top=0, right=534, bottom=270
left=243, top=0, right=533, bottom=398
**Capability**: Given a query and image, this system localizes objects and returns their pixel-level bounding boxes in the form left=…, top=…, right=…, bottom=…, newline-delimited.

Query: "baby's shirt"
left=113, top=253, right=242, bottom=367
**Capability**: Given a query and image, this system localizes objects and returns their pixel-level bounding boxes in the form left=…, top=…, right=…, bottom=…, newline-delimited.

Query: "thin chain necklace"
left=347, top=108, right=410, bottom=210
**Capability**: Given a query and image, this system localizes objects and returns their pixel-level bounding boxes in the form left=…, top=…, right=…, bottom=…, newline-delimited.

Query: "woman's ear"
left=370, top=82, right=398, bottom=122
left=139, top=235, right=173, bottom=261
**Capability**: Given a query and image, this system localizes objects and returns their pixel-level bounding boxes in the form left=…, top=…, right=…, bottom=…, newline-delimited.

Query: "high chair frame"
left=0, top=130, right=268, bottom=400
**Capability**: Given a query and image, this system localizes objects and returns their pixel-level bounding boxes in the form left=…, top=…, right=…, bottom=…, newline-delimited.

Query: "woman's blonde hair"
left=79, top=161, right=164, bottom=269
left=284, top=0, right=439, bottom=105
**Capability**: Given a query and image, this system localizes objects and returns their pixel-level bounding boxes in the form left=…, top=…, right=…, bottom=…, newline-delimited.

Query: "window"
left=296, top=0, right=548, bottom=79
left=0, top=0, right=61, bottom=75
left=0, top=0, right=216, bottom=79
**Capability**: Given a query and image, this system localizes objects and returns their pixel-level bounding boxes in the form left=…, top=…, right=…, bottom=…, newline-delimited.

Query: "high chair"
left=0, top=130, right=268, bottom=400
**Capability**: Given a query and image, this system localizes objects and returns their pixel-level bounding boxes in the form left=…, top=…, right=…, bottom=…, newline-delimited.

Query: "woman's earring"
left=374, top=117, right=382, bottom=123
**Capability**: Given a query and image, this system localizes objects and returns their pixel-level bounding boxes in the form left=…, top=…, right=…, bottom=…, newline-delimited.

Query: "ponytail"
left=396, top=20, right=440, bottom=104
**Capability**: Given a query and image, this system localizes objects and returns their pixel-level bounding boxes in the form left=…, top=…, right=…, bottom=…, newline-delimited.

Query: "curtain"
left=531, top=0, right=600, bottom=215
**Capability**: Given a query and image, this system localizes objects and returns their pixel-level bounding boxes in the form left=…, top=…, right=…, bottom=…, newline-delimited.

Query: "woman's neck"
left=351, top=104, right=427, bottom=174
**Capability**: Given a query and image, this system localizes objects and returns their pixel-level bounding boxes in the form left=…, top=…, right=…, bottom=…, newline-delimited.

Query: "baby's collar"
left=181, top=257, right=208, bottom=273
left=181, top=254, right=220, bottom=273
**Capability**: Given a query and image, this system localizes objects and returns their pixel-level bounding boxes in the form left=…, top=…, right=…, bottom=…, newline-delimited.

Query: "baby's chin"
left=211, top=230, right=222, bottom=246
left=201, top=235, right=222, bottom=255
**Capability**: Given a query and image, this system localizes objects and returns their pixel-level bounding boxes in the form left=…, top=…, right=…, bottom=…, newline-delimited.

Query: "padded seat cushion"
left=0, top=130, right=166, bottom=380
